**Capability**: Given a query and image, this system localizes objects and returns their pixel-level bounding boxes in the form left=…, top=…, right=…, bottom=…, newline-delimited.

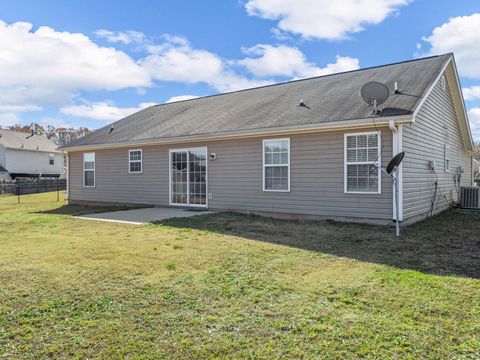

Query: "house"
left=61, top=54, right=476, bottom=225
left=474, top=158, right=480, bottom=173
left=474, top=158, right=480, bottom=186
left=0, top=129, right=64, bottom=181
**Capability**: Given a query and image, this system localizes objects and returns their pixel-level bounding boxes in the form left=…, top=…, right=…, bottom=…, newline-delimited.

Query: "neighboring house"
left=0, top=165, right=9, bottom=181
left=0, top=129, right=64, bottom=180
left=62, top=54, right=475, bottom=225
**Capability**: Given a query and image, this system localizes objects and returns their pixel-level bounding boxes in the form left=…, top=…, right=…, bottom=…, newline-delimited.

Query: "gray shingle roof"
left=0, top=129, right=60, bottom=152
left=63, top=54, right=451, bottom=149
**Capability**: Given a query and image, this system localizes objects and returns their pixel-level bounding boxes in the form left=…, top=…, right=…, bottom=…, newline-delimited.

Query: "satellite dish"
left=386, top=151, right=405, bottom=174
left=360, top=81, right=390, bottom=112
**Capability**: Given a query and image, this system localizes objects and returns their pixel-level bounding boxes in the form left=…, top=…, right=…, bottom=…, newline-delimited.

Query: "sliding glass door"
left=170, top=148, right=207, bottom=207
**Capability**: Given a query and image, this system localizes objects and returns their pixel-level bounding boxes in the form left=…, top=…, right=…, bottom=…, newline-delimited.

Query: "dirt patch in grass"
left=160, top=211, right=480, bottom=279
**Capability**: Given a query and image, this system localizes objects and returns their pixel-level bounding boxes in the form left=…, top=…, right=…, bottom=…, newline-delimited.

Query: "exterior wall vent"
left=460, top=187, right=480, bottom=209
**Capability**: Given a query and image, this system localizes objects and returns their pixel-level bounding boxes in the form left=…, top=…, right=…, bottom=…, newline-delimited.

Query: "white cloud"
left=140, top=36, right=271, bottom=92
left=0, top=20, right=362, bottom=126
left=0, top=113, right=21, bottom=127
left=468, top=108, right=480, bottom=142
left=422, top=13, right=480, bottom=79
left=0, top=20, right=151, bottom=113
left=245, top=0, right=411, bottom=40
left=463, top=86, right=480, bottom=101
left=0, top=115, right=75, bottom=130
left=422, top=13, right=480, bottom=143
left=38, top=117, right=74, bottom=129
left=142, top=40, right=358, bottom=93
left=0, top=104, right=41, bottom=112
left=60, top=101, right=157, bottom=121
left=165, top=95, right=199, bottom=103
left=95, top=29, right=146, bottom=44
left=0, top=86, right=72, bottom=113
left=239, top=44, right=359, bottom=78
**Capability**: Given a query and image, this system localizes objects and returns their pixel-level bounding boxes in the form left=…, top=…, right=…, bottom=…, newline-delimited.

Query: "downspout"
left=389, top=120, right=403, bottom=222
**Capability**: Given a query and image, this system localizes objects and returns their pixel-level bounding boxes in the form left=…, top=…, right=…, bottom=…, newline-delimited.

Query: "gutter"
left=62, top=114, right=413, bottom=153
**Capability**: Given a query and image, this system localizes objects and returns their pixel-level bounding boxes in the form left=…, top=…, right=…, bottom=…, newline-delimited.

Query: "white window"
left=263, top=138, right=290, bottom=192
left=49, top=153, right=54, bottom=165
left=345, top=132, right=381, bottom=194
left=129, top=149, right=142, bottom=173
left=444, top=145, right=450, bottom=172
left=83, top=152, right=95, bottom=187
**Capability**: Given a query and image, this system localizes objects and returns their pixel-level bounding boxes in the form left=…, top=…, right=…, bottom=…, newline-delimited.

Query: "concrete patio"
left=75, top=207, right=215, bottom=225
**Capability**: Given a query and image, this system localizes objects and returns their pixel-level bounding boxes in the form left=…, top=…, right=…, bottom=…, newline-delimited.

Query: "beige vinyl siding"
left=402, top=75, right=473, bottom=220
left=69, top=128, right=394, bottom=221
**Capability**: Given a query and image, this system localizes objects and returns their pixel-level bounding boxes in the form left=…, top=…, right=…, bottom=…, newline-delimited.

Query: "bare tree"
left=5, top=123, right=92, bottom=146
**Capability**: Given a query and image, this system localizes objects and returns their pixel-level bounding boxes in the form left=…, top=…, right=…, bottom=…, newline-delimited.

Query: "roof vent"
left=394, top=82, right=400, bottom=94
left=298, top=99, right=311, bottom=109
left=109, top=125, right=114, bottom=134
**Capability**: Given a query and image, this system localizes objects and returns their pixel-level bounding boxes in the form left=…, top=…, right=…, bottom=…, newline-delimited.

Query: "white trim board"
left=168, top=147, right=208, bottom=208
left=412, top=55, right=474, bottom=151
left=344, top=131, right=382, bottom=195
left=128, top=148, right=143, bottom=174
left=262, top=138, right=291, bottom=192
left=83, top=152, right=95, bottom=188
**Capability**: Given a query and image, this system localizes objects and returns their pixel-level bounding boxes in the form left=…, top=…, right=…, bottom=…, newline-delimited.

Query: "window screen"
left=345, top=133, right=380, bottom=193
left=129, top=150, right=142, bottom=173
left=264, top=139, right=289, bottom=191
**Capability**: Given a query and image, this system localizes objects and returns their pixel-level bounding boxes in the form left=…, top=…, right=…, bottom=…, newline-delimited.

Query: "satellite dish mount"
left=360, top=81, right=390, bottom=114
left=360, top=81, right=405, bottom=237
left=380, top=152, right=405, bottom=237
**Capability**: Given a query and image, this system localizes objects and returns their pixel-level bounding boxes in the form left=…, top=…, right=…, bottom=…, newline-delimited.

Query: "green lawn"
left=0, top=192, right=479, bottom=358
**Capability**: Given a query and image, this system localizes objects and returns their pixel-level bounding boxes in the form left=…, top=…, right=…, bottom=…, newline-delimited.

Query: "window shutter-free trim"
left=83, top=152, right=95, bottom=187
left=129, top=149, right=143, bottom=173
left=263, top=138, right=290, bottom=192
left=344, top=132, right=381, bottom=194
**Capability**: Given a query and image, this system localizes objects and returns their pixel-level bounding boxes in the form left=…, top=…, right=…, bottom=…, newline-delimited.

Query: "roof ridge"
left=0, top=128, right=50, bottom=138
left=154, top=53, right=452, bottom=107
left=0, top=128, right=31, bottom=134
left=62, top=53, right=452, bottom=149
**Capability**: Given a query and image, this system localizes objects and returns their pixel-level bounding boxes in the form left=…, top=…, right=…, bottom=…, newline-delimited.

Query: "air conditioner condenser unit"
left=460, top=187, right=480, bottom=209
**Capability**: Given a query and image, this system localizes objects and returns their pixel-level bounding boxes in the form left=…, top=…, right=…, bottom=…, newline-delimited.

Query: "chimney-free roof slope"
left=0, top=129, right=60, bottom=153
left=63, top=54, right=451, bottom=148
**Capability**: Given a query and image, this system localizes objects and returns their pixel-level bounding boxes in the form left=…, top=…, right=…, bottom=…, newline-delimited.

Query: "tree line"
left=4, top=123, right=92, bottom=146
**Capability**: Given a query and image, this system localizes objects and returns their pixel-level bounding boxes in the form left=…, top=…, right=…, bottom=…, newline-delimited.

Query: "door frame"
left=168, top=147, right=208, bottom=208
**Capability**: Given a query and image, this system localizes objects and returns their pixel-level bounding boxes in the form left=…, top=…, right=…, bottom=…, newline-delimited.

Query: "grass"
left=0, top=192, right=479, bottom=358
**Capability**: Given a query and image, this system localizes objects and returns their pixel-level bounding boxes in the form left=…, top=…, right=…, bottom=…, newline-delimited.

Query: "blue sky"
left=0, top=0, right=479, bottom=141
